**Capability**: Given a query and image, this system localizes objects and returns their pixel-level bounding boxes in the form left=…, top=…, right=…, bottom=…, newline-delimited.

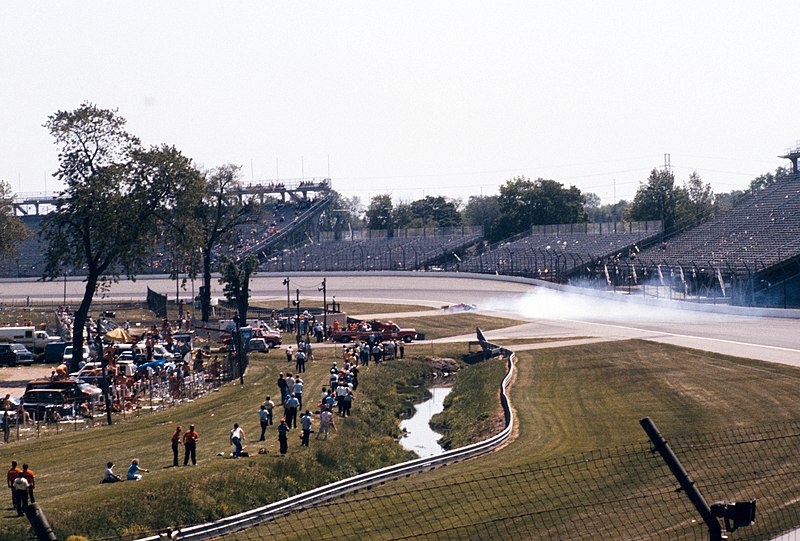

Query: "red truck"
left=329, top=320, right=418, bottom=344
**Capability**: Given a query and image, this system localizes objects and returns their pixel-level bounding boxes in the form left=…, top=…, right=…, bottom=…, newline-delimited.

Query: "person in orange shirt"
left=171, top=425, right=182, bottom=467
left=20, top=464, right=34, bottom=504
left=7, top=460, right=20, bottom=510
left=183, top=424, right=199, bottom=466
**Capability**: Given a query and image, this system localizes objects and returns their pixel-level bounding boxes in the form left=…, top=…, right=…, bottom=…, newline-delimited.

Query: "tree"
left=492, top=177, right=586, bottom=242
left=407, top=196, right=462, bottom=228
left=684, top=172, right=714, bottom=224
left=218, top=254, right=259, bottom=324
left=0, top=180, right=27, bottom=264
left=41, top=103, right=199, bottom=371
left=748, top=166, right=791, bottom=194
left=584, top=192, right=629, bottom=223
left=366, top=194, right=394, bottom=231
left=317, top=190, right=362, bottom=240
left=463, top=194, right=501, bottom=238
left=626, top=169, right=691, bottom=235
left=192, top=164, right=261, bottom=322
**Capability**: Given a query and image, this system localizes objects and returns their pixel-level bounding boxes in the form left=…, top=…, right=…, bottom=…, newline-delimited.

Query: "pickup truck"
left=329, top=320, right=417, bottom=344
left=0, top=342, right=34, bottom=366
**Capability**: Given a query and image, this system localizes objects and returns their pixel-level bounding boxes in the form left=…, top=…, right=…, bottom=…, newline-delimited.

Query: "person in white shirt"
left=230, top=423, right=246, bottom=457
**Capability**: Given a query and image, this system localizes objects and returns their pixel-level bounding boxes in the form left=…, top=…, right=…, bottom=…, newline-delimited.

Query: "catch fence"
left=2, top=361, right=241, bottom=445
left=193, top=421, right=800, bottom=540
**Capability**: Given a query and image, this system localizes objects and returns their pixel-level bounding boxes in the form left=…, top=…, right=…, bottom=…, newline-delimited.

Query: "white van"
left=0, top=326, right=60, bottom=352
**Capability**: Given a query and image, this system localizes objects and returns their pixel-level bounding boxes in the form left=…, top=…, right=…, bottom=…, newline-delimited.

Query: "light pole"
left=319, top=278, right=327, bottom=333
left=283, top=277, right=290, bottom=311
left=294, top=289, right=301, bottom=343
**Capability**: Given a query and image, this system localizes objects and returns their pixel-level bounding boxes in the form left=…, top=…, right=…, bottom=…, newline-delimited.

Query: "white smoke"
left=481, top=286, right=713, bottom=323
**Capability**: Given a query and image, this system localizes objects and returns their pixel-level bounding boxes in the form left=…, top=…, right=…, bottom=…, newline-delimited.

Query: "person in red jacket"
left=183, top=424, right=199, bottom=466
left=20, top=464, right=34, bottom=504
left=7, top=460, right=20, bottom=510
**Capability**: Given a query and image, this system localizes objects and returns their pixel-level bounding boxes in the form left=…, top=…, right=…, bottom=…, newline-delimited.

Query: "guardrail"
left=136, top=343, right=516, bottom=541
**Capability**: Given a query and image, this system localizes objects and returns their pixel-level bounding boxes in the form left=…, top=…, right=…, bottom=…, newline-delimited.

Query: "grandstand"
left=456, top=221, right=661, bottom=282
left=259, top=226, right=483, bottom=272
left=1, top=180, right=333, bottom=278
left=620, top=174, right=800, bottom=307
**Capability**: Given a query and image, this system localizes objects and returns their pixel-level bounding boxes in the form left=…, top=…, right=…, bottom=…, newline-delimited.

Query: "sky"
left=2, top=1, right=800, bottom=209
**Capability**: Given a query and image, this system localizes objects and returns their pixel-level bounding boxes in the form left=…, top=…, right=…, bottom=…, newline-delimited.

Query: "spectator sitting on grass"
left=126, top=459, right=149, bottom=481
left=103, top=462, right=121, bottom=483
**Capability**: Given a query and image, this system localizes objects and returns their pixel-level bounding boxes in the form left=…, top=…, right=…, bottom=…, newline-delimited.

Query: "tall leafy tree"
left=366, top=194, right=394, bottom=231
left=492, top=177, right=586, bottom=242
left=407, top=196, right=462, bottom=228
left=42, top=102, right=199, bottom=370
left=193, top=164, right=261, bottom=322
left=684, top=172, right=714, bottom=224
left=463, top=194, right=500, bottom=234
left=0, top=180, right=28, bottom=263
left=626, top=169, right=692, bottom=235
left=218, top=254, right=259, bottom=323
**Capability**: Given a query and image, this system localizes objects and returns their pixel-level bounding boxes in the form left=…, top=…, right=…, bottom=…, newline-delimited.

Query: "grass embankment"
left=0, top=346, right=461, bottom=540
left=391, top=313, right=518, bottom=340
left=429, top=358, right=507, bottom=450
left=242, top=339, right=800, bottom=540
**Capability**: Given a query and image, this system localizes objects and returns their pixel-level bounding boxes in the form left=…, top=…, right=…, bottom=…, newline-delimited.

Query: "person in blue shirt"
left=126, top=459, right=148, bottom=481
left=300, top=411, right=313, bottom=447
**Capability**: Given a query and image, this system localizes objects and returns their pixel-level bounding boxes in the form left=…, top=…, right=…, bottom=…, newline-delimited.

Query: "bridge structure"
left=11, top=177, right=332, bottom=216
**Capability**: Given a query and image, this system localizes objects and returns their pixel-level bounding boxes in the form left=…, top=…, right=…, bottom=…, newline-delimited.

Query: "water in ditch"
left=399, top=386, right=452, bottom=458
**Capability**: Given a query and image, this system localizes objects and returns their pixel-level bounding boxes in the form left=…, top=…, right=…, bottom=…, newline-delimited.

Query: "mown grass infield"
left=4, top=304, right=800, bottom=540
left=231, top=339, right=800, bottom=540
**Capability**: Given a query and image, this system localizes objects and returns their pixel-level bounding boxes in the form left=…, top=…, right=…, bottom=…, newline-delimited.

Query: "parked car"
left=21, top=389, right=75, bottom=420
left=21, top=379, right=102, bottom=420
left=0, top=343, right=22, bottom=367
left=10, top=344, right=34, bottom=365
left=62, top=345, right=92, bottom=366
left=249, top=338, right=269, bottom=352
left=45, top=341, right=68, bottom=364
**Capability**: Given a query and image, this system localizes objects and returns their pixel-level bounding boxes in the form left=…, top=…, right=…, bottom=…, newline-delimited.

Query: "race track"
left=1, top=273, right=799, bottom=366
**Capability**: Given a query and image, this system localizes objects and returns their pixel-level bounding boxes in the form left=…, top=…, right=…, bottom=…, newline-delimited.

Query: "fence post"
left=24, top=503, right=57, bottom=541
left=640, top=417, right=722, bottom=541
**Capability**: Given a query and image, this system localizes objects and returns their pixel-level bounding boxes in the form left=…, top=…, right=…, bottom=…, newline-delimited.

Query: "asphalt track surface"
left=1, top=273, right=799, bottom=366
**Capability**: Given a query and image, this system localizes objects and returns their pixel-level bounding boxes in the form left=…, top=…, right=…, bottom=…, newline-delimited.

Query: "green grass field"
left=0, top=341, right=469, bottom=540
left=6, top=301, right=800, bottom=540
left=234, top=339, right=800, bottom=540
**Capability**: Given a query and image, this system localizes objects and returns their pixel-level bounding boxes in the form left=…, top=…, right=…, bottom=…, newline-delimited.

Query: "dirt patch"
left=0, top=365, right=55, bottom=398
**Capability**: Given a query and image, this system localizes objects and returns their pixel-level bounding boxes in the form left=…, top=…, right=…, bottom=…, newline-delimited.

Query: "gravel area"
left=0, top=364, right=55, bottom=398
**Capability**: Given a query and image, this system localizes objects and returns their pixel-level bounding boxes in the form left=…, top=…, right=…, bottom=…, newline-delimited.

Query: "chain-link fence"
left=147, top=421, right=800, bottom=541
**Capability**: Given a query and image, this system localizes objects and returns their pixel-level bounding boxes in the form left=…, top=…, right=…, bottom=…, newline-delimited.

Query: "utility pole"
left=233, top=315, right=245, bottom=385
left=97, top=319, right=112, bottom=426
left=319, top=278, right=327, bottom=332
left=294, top=289, right=301, bottom=343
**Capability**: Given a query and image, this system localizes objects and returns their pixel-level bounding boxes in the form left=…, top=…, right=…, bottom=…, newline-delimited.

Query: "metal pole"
left=234, top=315, right=244, bottom=385
left=640, top=417, right=722, bottom=541
left=295, top=289, right=301, bottom=343
left=283, top=277, right=290, bottom=311
left=322, top=278, right=327, bottom=334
